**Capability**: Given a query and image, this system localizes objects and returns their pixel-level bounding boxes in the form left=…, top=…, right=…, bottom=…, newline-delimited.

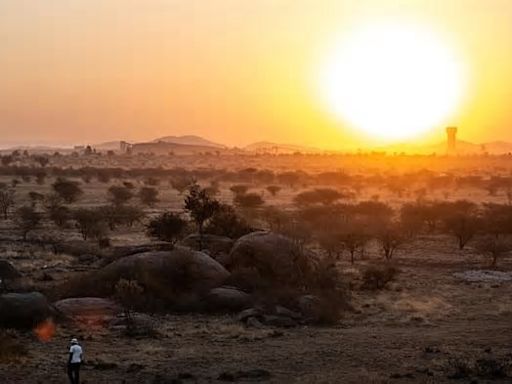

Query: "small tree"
left=474, top=235, right=512, bottom=267
left=115, top=279, right=144, bottom=334
left=266, top=185, right=281, bottom=197
left=138, top=187, right=159, bottom=207
left=146, top=212, right=187, bottom=245
left=107, top=185, right=133, bottom=206
left=184, top=184, right=220, bottom=247
left=230, top=184, right=249, bottom=197
left=294, top=188, right=344, bottom=206
left=376, top=223, right=405, bottom=260
left=0, top=188, right=15, bottom=220
left=52, top=178, right=83, bottom=203
left=73, top=208, right=107, bottom=240
left=15, top=206, right=41, bottom=240
left=441, top=201, right=479, bottom=250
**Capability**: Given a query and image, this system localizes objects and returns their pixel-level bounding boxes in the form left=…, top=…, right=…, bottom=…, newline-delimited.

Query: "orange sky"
left=0, top=0, right=511, bottom=149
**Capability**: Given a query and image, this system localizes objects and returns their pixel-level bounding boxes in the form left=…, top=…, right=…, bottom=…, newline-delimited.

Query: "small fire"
left=34, top=318, right=56, bottom=342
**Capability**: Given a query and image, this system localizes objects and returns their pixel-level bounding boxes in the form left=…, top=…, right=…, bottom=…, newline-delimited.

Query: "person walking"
left=67, top=338, right=83, bottom=384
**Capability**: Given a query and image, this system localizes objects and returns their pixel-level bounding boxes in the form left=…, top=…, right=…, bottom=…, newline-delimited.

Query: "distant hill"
left=244, top=141, right=322, bottom=154
left=152, top=135, right=226, bottom=149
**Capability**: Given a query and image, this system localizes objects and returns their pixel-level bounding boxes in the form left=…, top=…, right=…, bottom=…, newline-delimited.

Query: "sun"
left=319, top=20, right=466, bottom=141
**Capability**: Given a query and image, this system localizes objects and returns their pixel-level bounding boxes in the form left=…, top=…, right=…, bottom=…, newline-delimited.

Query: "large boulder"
left=0, top=292, right=53, bottom=329
left=205, top=286, right=252, bottom=312
left=180, top=234, right=234, bottom=265
left=227, top=231, right=317, bottom=289
left=60, top=247, right=230, bottom=304
left=54, top=297, right=120, bottom=325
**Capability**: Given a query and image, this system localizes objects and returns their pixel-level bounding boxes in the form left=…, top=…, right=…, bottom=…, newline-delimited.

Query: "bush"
left=294, top=188, right=344, bottom=206
left=205, top=204, right=253, bottom=239
left=146, top=212, right=187, bottom=244
left=361, top=265, right=399, bottom=290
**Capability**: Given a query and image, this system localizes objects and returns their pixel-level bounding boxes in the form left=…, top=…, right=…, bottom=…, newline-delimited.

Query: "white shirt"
left=69, top=345, right=82, bottom=363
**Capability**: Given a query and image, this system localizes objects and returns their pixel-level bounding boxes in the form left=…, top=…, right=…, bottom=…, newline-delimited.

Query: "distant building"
left=446, top=126, right=458, bottom=154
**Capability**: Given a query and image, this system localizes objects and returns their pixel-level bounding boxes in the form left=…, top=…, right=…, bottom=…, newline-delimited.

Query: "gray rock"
left=0, top=292, right=52, bottom=329
left=263, top=315, right=298, bottom=328
left=206, top=286, right=251, bottom=312
left=275, top=305, right=302, bottom=320
left=54, top=297, right=120, bottom=322
left=237, top=307, right=264, bottom=322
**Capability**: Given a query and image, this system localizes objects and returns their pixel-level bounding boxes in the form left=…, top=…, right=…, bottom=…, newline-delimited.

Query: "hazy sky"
left=1, top=0, right=511, bottom=148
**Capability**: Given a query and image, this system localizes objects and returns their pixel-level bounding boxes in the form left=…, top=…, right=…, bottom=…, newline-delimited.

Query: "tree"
left=52, top=178, right=83, bottom=203
left=0, top=188, right=15, bottom=220
left=28, top=191, right=44, bottom=208
left=107, top=185, right=133, bottom=206
left=34, top=156, right=49, bottom=167
left=146, top=212, right=187, bottom=245
left=474, top=235, right=512, bottom=267
left=15, top=206, right=41, bottom=240
left=376, top=222, right=405, bottom=260
left=230, top=184, right=249, bottom=196
left=73, top=208, right=107, bottom=240
left=138, top=187, right=159, bottom=207
left=184, top=184, right=220, bottom=247
left=266, top=185, right=281, bottom=197
left=441, top=201, right=479, bottom=250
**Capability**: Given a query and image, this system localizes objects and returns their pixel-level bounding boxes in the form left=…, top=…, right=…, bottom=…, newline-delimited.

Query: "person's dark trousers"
left=67, top=363, right=81, bottom=384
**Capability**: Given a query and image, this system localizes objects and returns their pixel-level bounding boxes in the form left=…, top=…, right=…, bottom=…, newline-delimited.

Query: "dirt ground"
left=1, top=236, right=511, bottom=384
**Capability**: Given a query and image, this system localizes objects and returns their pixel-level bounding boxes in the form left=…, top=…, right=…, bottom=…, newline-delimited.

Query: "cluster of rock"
left=0, top=231, right=332, bottom=329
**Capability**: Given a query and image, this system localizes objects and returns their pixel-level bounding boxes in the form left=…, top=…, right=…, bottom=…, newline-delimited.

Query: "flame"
left=34, top=319, right=56, bottom=342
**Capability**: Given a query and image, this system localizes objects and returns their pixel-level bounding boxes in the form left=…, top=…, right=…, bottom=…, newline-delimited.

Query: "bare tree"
left=474, top=235, right=512, bottom=267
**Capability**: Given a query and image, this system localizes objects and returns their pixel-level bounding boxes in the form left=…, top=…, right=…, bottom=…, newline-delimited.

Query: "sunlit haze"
left=1, top=1, right=512, bottom=149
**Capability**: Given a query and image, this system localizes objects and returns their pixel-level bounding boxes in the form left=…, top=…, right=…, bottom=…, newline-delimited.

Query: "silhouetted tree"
left=52, top=178, right=83, bottom=203
left=184, top=184, right=220, bottom=247
left=107, top=185, right=133, bottom=206
left=73, top=208, right=107, bottom=240
left=474, top=235, right=512, bottom=267
left=266, top=185, right=281, bottom=197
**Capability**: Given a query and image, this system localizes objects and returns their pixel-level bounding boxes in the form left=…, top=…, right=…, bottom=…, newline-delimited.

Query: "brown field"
left=0, top=152, right=511, bottom=383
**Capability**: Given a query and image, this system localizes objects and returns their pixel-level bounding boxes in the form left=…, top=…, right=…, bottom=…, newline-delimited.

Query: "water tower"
left=446, top=126, right=458, bottom=154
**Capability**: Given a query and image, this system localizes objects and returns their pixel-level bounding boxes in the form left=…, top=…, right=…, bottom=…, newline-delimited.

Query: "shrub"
left=146, top=212, right=187, bottom=244
left=361, top=265, right=399, bottom=290
left=266, top=185, right=281, bottom=196
left=230, top=184, right=249, bottom=196
left=204, top=204, right=253, bottom=238
left=474, top=235, right=512, bottom=267
left=184, top=184, right=220, bottom=243
left=115, top=279, right=145, bottom=334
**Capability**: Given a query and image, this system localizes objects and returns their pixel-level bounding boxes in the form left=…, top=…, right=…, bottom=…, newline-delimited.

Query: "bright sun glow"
left=320, top=21, right=467, bottom=141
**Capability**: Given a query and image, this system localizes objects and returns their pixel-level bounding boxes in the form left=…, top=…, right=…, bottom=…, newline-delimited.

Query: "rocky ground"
left=1, top=236, right=511, bottom=383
